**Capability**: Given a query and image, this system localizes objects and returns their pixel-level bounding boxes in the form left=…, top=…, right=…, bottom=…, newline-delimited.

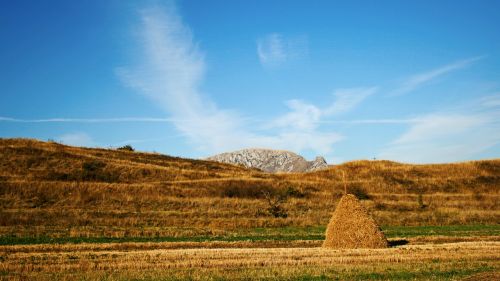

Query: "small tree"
left=417, top=193, right=427, bottom=209
left=262, top=190, right=288, bottom=218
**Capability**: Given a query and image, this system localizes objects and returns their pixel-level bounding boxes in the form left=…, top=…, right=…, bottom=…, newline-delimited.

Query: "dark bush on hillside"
left=117, top=145, right=134, bottom=152
left=81, top=160, right=106, bottom=179
left=219, top=183, right=275, bottom=198
left=476, top=175, right=498, bottom=184
left=45, top=160, right=119, bottom=183
left=214, top=181, right=307, bottom=199
left=79, top=160, right=119, bottom=182
left=284, top=186, right=306, bottom=198
left=475, top=161, right=500, bottom=174
left=44, top=171, right=72, bottom=181
left=348, top=185, right=371, bottom=200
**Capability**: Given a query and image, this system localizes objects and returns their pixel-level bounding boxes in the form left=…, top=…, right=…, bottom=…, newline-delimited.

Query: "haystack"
left=323, top=194, right=388, bottom=248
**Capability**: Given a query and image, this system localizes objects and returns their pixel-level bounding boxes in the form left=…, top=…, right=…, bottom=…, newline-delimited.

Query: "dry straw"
left=323, top=194, right=388, bottom=248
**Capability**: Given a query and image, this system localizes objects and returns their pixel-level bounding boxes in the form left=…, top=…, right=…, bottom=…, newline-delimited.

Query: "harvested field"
left=0, top=242, right=498, bottom=280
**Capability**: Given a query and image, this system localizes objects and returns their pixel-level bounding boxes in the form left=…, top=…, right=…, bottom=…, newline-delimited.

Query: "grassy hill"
left=0, top=138, right=498, bottom=241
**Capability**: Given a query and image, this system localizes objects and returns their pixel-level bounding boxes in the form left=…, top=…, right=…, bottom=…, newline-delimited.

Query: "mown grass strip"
left=1, top=225, right=498, bottom=245
left=383, top=224, right=500, bottom=237
left=236, top=225, right=500, bottom=238
left=0, top=234, right=325, bottom=246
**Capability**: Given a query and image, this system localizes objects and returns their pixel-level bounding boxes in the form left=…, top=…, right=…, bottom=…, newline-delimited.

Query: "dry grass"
left=0, top=138, right=499, bottom=240
left=323, top=194, right=388, bottom=248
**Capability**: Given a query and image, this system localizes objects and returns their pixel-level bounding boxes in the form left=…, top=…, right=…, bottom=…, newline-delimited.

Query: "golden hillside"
left=0, top=138, right=498, bottom=239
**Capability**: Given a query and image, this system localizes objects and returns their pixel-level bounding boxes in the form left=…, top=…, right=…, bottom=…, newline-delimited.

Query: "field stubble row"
left=0, top=242, right=498, bottom=280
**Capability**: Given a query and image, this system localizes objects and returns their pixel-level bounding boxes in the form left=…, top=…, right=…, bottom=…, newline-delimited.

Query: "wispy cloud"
left=324, top=87, right=377, bottom=115
left=378, top=104, right=500, bottom=163
left=257, top=33, right=308, bottom=68
left=479, top=93, right=500, bottom=107
left=391, top=114, right=486, bottom=145
left=117, top=4, right=250, bottom=153
left=271, top=87, right=377, bottom=130
left=391, top=56, right=485, bottom=96
left=271, top=99, right=322, bottom=131
left=117, top=4, right=342, bottom=157
left=378, top=55, right=499, bottom=162
left=262, top=87, right=377, bottom=156
left=0, top=117, right=172, bottom=123
left=57, top=132, right=96, bottom=147
left=257, top=33, right=286, bottom=67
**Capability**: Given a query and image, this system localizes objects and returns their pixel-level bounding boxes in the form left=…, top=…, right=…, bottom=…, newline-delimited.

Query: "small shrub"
left=117, top=145, right=134, bottom=152
left=82, top=160, right=106, bottom=173
left=75, top=160, right=119, bottom=182
left=284, top=186, right=306, bottom=198
left=417, top=193, right=427, bottom=209
left=473, top=192, right=484, bottom=201
left=348, top=186, right=371, bottom=200
left=81, top=160, right=106, bottom=181
left=262, top=190, right=288, bottom=218
left=45, top=171, right=71, bottom=181
left=374, top=202, right=387, bottom=210
left=31, top=191, right=55, bottom=208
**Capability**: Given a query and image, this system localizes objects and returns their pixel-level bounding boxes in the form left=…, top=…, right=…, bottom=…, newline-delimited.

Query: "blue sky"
left=1, top=0, right=499, bottom=163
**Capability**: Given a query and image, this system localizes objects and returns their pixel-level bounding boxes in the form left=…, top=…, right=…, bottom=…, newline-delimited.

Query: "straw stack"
left=323, top=194, right=388, bottom=248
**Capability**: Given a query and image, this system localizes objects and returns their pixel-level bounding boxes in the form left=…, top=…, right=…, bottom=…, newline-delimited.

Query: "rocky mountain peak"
left=206, top=148, right=328, bottom=173
left=309, top=156, right=328, bottom=171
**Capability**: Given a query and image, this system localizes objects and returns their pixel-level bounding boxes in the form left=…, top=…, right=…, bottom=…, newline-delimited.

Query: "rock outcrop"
left=206, top=148, right=328, bottom=173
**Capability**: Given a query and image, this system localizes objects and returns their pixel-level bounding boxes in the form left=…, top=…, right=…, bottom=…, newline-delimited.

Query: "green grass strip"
left=0, top=225, right=497, bottom=245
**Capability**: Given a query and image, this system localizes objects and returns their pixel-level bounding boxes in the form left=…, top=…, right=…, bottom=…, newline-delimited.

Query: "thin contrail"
left=0, top=117, right=173, bottom=123
left=0, top=116, right=421, bottom=126
left=318, top=119, right=417, bottom=124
